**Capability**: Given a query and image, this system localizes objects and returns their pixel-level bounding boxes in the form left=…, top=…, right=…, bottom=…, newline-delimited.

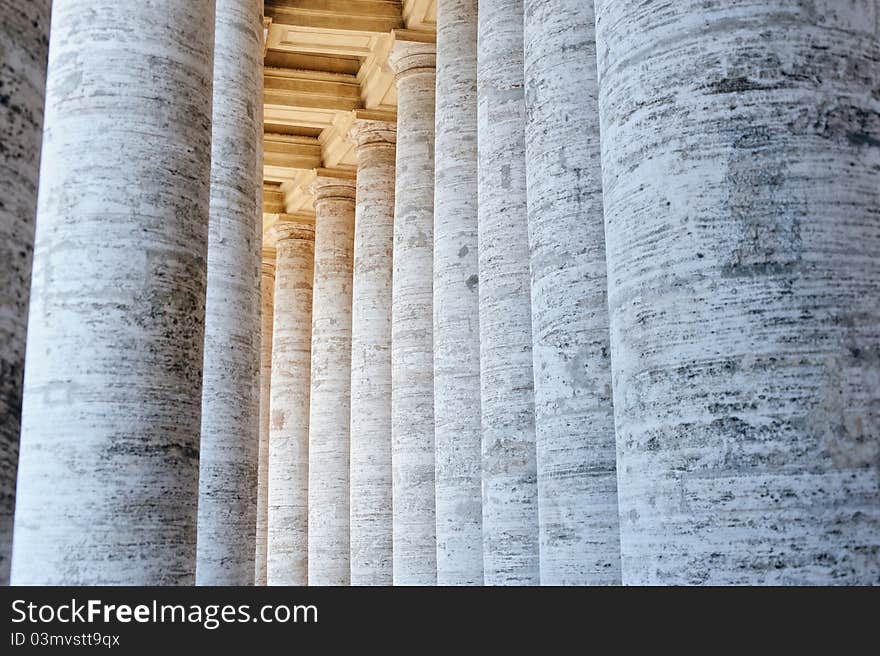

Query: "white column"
left=255, top=253, right=275, bottom=586
left=196, top=0, right=263, bottom=586
left=308, top=173, right=356, bottom=586
left=348, top=118, right=396, bottom=586
left=477, top=0, right=540, bottom=585
left=266, top=219, right=314, bottom=586
left=0, top=0, right=50, bottom=586
left=388, top=36, right=438, bottom=585
left=11, top=0, right=216, bottom=585
left=523, top=0, right=621, bottom=585
left=433, top=0, right=483, bottom=585
left=596, top=0, right=880, bottom=584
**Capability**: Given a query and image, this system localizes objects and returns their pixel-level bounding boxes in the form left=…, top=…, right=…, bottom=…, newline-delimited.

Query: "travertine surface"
left=11, top=0, right=216, bottom=585
left=477, top=0, right=540, bottom=585
left=267, top=221, right=314, bottom=586
left=523, top=0, right=621, bottom=585
left=433, top=0, right=484, bottom=586
left=388, top=39, right=438, bottom=585
left=255, top=256, right=275, bottom=586
left=596, top=0, right=880, bottom=584
left=196, top=0, right=263, bottom=586
left=308, top=175, right=356, bottom=586
left=349, top=119, right=396, bottom=586
left=0, top=0, right=50, bottom=587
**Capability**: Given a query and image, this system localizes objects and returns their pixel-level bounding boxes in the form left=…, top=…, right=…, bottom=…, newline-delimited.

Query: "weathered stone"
left=477, top=0, right=540, bottom=585
left=266, top=220, right=314, bottom=586
left=0, top=0, right=50, bottom=586
left=308, top=174, right=356, bottom=586
left=524, top=0, right=621, bottom=585
left=11, top=0, right=216, bottom=585
left=348, top=119, right=396, bottom=586
left=433, top=0, right=483, bottom=586
left=196, top=0, right=264, bottom=586
left=255, top=255, right=275, bottom=586
left=596, top=0, right=880, bottom=584
left=388, top=37, right=438, bottom=586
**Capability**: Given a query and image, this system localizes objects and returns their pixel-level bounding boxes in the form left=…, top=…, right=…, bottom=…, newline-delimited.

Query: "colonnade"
left=1, top=0, right=878, bottom=586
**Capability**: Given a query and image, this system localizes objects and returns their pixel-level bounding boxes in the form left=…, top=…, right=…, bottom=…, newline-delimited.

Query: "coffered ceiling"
left=261, top=0, right=436, bottom=239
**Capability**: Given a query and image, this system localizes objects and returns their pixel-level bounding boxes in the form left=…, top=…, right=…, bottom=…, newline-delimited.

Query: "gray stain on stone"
left=195, top=0, right=263, bottom=586
left=0, top=0, right=50, bottom=586
left=11, top=0, right=216, bottom=585
left=478, top=0, right=540, bottom=585
left=596, top=0, right=880, bottom=585
left=434, top=0, right=484, bottom=585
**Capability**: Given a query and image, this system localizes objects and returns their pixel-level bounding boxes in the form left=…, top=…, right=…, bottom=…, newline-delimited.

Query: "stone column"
left=307, top=172, right=356, bottom=586
left=255, top=252, right=275, bottom=586
left=266, top=219, right=314, bottom=586
left=477, top=0, right=540, bottom=586
left=0, top=0, right=50, bottom=586
left=11, top=0, right=216, bottom=585
left=433, top=0, right=483, bottom=586
left=388, top=35, right=438, bottom=586
left=348, top=117, right=396, bottom=586
left=196, top=0, right=263, bottom=586
left=595, top=0, right=880, bottom=584
left=523, top=0, right=621, bottom=585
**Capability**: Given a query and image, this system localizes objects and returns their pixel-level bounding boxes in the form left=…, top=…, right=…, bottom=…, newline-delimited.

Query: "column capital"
left=268, top=216, right=315, bottom=245
left=310, top=169, right=357, bottom=204
left=348, top=109, right=397, bottom=150
left=350, top=118, right=397, bottom=150
left=388, top=30, right=436, bottom=81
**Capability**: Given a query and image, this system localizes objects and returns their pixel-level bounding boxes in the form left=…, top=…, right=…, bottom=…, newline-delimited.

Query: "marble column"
left=433, top=0, right=483, bottom=586
left=266, top=219, right=314, bottom=586
left=196, top=0, right=263, bottom=586
left=348, top=118, right=396, bottom=586
left=596, top=0, right=880, bottom=584
left=477, top=0, right=540, bottom=585
left=0, top=0, right=50, bottom=587
left=255, top=253, right=275, bottom=586
left=11, top=0, right=216, bottom=585
left=307, top=173, right=356, bottom=586
left=523, top=0, right=621, bottom=585
left=388, top=36, right=438, bottom=586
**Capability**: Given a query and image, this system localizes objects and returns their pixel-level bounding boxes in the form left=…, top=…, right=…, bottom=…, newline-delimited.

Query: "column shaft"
left=596, top=0, right=880, bottom=584
left=196, top=0, right=263, bottom=586
left=477, top=0, right=540, bottom=585
left=308, top=174, right=356, bottom=586
left=523, top=0, right=621, bottom=585
left=267, top=221, right=314, bottom=585
left=349, top=119, right=396, bottom=585
left=389, top=38, right=438, bottom=585
left=11, top=0, right=216, bottom=585
left=433, top=0, right=484, bottom=585
left=255, top=256, right=275, bottom=586
left=0, top=0, right=50, bottom=586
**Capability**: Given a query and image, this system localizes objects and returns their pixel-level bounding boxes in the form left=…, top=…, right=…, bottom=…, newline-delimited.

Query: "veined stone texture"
left=389, top=40, right=438, bottom=585
left=349, top=119, right=396, bottom=585
left=196, top=0, right=263, bottom=586
left=254, top=49, right=267, bottom=586
left=433, top=0, right=484, bottom=586
left=596, top=0, right=880, bottom=584
left=0, top=0, right=50, bottom=586
left=477, top=0, right=540, bottom=585
left=308, top=176, right=356, bottom=586
left=267, top=222, right=314, bottom=586
left=255, top=257, right=275, bottom=586
left=11, top=0, right=216, bottom=585
left=523, top=0, right=621, bottom=585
